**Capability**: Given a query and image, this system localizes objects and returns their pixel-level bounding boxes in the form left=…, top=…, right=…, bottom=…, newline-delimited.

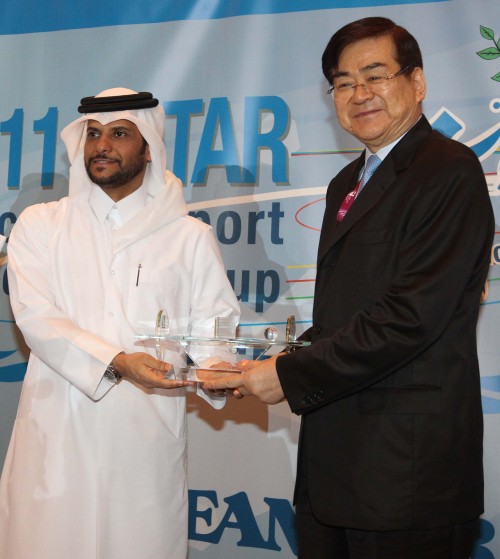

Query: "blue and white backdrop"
left=0, top=1, right=499, bottom=557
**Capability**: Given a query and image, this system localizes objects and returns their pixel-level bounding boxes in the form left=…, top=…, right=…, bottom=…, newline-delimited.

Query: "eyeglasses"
left=327, top=66, right=410, bottom=98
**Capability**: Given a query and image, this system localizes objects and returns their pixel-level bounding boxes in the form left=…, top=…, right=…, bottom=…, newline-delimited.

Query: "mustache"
left=90, top=155, right=119, bottom=163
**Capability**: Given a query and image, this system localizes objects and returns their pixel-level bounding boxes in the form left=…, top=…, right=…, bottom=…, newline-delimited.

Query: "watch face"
left=104, top=369, right=118, bottom=383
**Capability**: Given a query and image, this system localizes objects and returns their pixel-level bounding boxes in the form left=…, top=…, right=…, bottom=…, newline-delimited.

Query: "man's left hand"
left=200, top=355, right=285, bottom=404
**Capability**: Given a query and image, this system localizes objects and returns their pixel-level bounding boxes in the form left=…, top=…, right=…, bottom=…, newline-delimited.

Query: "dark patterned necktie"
left=336, top=154, right=381, bottom=222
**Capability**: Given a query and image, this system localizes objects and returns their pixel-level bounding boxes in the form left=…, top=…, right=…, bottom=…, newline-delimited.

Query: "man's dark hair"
left=322, top=17, right=423, bottom=85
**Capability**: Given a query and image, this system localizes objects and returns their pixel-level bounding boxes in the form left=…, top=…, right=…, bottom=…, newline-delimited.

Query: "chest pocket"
left=348, top=227, right=392, bottom=246
left=136, top=267, right=162, bottom=284
left=126, top=266, right=183, bottom=328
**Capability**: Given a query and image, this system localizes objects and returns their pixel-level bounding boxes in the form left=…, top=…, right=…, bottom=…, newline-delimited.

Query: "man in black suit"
left=204, top=17, right=494, bottom=558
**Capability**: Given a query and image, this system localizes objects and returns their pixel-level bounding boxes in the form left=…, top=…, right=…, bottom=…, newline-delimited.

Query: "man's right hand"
left=111, top=352, right=194, bottom=390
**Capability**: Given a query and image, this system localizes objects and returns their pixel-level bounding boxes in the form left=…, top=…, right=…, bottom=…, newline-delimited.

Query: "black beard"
left=85, top=156, right=147, bottom=189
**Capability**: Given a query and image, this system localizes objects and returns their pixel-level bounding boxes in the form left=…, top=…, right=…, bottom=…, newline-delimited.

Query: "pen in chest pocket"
left=136, top=264, right=142, bottom=286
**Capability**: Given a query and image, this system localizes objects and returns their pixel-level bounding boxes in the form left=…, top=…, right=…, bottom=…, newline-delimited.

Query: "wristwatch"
left=104, top=363, right=122, bottom=384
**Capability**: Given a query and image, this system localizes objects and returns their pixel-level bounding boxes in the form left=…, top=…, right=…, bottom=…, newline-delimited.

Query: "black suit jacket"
left=277, top=116, right=494, bottom=530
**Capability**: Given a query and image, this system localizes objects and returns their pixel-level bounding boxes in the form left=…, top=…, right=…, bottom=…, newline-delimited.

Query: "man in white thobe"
left=0, top=88, right=240, bottom=559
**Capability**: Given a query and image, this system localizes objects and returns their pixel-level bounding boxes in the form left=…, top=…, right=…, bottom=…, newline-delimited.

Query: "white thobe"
left=0, top=182, right=239, bottom=559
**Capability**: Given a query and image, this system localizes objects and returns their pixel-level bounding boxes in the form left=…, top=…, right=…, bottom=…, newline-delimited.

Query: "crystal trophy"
left=135, top=313, right=309, bottom=382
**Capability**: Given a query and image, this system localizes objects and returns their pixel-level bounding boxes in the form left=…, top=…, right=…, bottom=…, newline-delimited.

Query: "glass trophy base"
left=135, top=334, right=308, bottom=361
left=178, top=366, right=240, bottom=383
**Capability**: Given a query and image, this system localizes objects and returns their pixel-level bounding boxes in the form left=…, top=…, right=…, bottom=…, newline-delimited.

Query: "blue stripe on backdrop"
left=1, top=0, right=448, bottom=35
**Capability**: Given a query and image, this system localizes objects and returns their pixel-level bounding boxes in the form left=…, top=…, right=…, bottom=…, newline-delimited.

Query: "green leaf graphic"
left=477, top=47, right=500, bottom=60
left=480, top=25, right=495, bottom=40
left=477, top=25, right=499, bottom=82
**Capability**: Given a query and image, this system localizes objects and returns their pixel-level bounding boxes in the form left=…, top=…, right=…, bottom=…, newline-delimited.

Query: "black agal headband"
left=78, top=91, right=159, bottom=113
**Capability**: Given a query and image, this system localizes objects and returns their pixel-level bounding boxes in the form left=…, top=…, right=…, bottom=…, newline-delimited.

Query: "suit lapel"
left=317, top=158, right=363, bottom=262
left=332, top=161, right=396, bottom=239
left=318, top=116, right=432, bottom=265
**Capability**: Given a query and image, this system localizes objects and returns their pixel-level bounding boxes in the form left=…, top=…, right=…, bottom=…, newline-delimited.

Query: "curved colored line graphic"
left=295, top=197, right=326, bottom=231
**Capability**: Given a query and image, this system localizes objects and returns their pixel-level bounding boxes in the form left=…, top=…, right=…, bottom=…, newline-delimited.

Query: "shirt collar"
left=89, top=183, right=149, bottom=225
left=89, top=184, right=115, bottom=223
left=365, top=137, right=399, bottom=164
left=365, top=115, right=423, bottom=164
left=116, top=186, right=149, bottom=224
